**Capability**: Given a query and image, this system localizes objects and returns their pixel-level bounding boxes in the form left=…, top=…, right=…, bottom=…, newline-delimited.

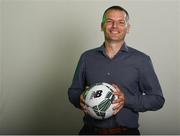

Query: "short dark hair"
left=102, top=5, right=129, bottom=25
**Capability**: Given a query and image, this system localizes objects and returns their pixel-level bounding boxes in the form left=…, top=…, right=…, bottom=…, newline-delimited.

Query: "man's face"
left=101, top=10, right=130, bottom=42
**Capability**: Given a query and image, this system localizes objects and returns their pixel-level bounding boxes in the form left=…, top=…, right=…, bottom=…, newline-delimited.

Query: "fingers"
left=113, top=97, right=125, bottom=115
left=112, top=84, right=126, bottom=115
left=80, top=86, right=89, bottom=113
left=112, top=84, right=120, bottom=90
left=80, top=94, right=87, bottom=112
left=113, top=104, right=124, bottom=115
left=80, top=94, right=85, bottom=106
left=112, top=84, right=122, bottom=93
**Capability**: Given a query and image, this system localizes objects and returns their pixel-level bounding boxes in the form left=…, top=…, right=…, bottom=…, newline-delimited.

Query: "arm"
left=68, top=53, right=86, bottom=109
left=123, top=56, right=165, bottom=112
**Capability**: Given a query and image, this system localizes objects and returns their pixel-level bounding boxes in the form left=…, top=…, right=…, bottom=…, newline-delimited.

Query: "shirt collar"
left=97, top=42, right=129, bottom=53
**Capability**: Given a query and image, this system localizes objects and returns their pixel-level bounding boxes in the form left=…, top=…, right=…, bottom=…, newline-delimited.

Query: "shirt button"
left=107, top=72, right=111, bottom=76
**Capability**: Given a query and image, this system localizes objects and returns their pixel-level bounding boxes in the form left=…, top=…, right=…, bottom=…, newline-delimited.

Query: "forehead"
left=105, top=10, right=127, bottom=20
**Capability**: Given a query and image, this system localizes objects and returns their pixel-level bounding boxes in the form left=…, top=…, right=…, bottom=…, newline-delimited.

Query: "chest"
left=85, top=56, right=139, bottom=87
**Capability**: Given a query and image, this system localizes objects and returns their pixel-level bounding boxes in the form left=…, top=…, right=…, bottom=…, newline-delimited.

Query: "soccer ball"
left=84, top=82, right=117, bottom=120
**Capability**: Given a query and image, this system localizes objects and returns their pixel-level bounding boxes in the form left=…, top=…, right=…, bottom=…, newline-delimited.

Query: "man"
left=68, top=5, right=165, bottom=135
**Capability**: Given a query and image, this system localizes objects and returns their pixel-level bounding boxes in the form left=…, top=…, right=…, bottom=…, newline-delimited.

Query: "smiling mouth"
left=110, top=31, right=120, bottom=36
left=110, top=30, right=120, bottom=34
left=111, top=31, right=119, bottom=34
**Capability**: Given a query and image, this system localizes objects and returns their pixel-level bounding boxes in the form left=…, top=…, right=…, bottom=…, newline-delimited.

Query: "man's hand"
left=112, top=84, right=125, bottom=115
left=80, top=86, right=89, bottom=113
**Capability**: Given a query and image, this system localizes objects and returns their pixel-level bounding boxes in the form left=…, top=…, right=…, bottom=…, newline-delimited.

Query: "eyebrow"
left=106, top=18, right=126, bottom=21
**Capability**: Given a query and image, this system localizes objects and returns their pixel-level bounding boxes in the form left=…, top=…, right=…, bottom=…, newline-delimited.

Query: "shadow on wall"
left=27, top=24, right=86, bottom=134
left=1, top=21, right=85, bottom=135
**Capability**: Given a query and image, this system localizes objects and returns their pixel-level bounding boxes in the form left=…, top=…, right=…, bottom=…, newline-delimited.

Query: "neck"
left=105, top=40, right=124, bottom=59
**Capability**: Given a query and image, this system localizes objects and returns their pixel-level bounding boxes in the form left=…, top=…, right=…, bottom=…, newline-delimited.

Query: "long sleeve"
left=67, top=45, right=165, bottom=128
left=68, top=54, right=86, bottom=108
left=124, top=56, right=165, bottom=112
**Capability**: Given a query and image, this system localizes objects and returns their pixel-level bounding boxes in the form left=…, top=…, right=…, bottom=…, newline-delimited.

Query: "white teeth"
left=111, top=31, right=118, bottom=34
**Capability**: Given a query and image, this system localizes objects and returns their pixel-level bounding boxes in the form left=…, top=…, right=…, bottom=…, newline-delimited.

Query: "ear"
left=101, top=23, right=104, bottom=32
left=126, top=23, right=130, bottom=33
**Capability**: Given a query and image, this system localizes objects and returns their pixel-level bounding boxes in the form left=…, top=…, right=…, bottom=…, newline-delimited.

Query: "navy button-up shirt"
left=68, top=43, right=165, bottom=128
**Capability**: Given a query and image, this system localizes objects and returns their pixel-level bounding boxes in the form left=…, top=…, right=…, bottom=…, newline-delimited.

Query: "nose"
left=112, top=21, right=118, bottom=28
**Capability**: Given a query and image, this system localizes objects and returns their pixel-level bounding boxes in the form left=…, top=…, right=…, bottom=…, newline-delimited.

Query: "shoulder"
left=126, top=46, right=154, bottom=71
left=127, top=46, right=151, bottom=61
left=80, top=46, right=101, bottom=58
left=126, top=45, right=153, bottom=67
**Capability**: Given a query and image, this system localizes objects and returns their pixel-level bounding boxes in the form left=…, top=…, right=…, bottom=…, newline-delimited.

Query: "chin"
left=110, top=38, right=121, bottom=41
left=106, top=36, right=123, bottom=42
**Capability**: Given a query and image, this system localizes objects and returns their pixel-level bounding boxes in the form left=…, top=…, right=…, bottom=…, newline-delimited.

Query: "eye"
left=119, top=21, right=125, bottom=25
left=106, top=20, right=113, bottom=24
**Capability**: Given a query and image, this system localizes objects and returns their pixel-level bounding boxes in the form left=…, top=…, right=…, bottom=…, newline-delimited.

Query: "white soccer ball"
left=84, top=82, right=118, bottom=120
